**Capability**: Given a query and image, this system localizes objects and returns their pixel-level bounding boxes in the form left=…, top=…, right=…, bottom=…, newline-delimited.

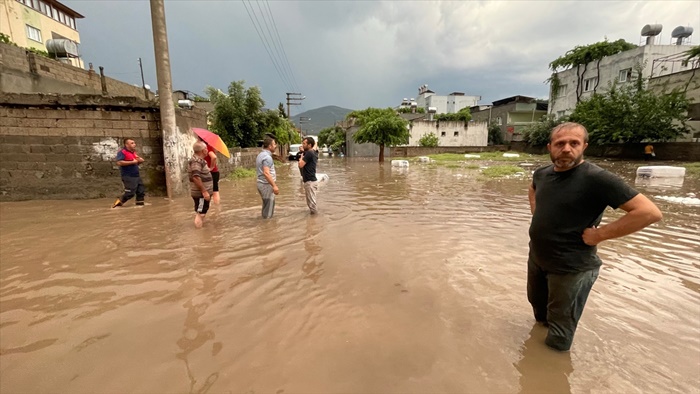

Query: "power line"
left=242, top=0, right=293, bottom=91
left=263, top=0, right=300, bottom=92
left=255, top=0, right=295, bottom=92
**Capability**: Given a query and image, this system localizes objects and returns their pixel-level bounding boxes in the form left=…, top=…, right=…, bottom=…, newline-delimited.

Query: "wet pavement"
left=0, top=156, right=698, bottom=393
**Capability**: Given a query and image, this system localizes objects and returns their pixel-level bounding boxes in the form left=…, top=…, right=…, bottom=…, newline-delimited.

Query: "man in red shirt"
left=112, top=138, right=145, bottom=208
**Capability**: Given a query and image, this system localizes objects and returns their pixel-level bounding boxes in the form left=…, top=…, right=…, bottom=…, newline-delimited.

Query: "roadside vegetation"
left=682, top=162, right=700, bottom=177
left=227, top=167, right=256, bottom=179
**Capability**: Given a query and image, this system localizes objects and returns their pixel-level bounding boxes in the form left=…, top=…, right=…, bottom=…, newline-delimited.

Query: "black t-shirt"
left=529, top=161, right=638, bottom=274
left=301, top=150, right=318, bottom=182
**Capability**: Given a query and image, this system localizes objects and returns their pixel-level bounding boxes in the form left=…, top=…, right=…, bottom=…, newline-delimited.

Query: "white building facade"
left=414, top=85, right=480, bottom=114
left=548, top=44, right=695, bottom=117
left=408, top=120, right=488, bottom=147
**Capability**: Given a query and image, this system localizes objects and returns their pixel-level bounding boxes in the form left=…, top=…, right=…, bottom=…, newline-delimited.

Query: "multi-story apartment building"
left=413, top=84, right=481, bottom=114
left=548, top=24, right=695, bottom=118
left=0, top=0, right=84, bottom=68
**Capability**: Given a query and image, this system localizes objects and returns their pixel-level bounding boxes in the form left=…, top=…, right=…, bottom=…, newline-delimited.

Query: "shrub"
left=419, top=133, right=439, bottom=147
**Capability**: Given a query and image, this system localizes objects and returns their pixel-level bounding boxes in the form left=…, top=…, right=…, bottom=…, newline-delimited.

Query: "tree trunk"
left=379, top=143, right=385, bottom=162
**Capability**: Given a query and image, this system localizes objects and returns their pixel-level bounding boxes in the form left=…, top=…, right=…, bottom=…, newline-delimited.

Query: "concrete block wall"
left=0, top=94, right=165, bottom=201
left=0, top=42, right=152, bottom=99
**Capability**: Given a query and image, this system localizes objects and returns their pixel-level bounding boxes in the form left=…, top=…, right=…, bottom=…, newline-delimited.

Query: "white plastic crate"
left=391, top=160, right=409, bottom=167
left=503, top=153, right=520, bottom=158
left=636, top=166, right=686, bottom=178
left=417, top=156, right=430, bottom=162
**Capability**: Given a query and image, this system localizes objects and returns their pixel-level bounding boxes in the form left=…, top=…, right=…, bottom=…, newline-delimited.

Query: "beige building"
left=0, top=0, right=84, bottom=68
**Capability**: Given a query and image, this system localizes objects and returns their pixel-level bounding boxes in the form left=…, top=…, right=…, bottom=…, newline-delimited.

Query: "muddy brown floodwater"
left=1, top=157, right=698, bottom=394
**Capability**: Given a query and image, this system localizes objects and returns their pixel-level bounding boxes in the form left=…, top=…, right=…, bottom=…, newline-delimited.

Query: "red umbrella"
left=192, top=128, right=230, bottom=158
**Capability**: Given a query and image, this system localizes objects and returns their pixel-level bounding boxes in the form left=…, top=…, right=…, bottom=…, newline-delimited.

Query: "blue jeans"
left=527, top=258, right=599, bottom=351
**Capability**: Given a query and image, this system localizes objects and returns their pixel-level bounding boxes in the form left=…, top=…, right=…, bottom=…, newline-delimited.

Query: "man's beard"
left=551, top=152, right=584, bottom=170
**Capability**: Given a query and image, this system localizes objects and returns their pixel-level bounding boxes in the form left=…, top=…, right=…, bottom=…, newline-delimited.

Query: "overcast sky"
left=63, top=0, right=699, bottom=115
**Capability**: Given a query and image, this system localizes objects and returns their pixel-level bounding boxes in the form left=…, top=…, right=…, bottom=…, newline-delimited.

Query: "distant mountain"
left=291, top=105, right=354, bottom=135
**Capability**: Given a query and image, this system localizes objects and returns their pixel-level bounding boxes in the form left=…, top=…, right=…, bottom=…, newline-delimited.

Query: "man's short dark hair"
left=262, top=137, right=276, bottom=148
left=123, top=138, right=135, bottom=146
left=550, top=122, right=589, bottom=143
left=303, top=136, right=316, bottom=148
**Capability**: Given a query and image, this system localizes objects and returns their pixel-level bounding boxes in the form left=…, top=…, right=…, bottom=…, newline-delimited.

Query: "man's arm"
left=192, top=176, right=210, bottom=201
left=298, top=154, right=306, bottom=168
left=582, top=194, right=662, bottom=246
left=263, top=166, right=279, bottom=195
left=528, top=183, right=536, bottom=215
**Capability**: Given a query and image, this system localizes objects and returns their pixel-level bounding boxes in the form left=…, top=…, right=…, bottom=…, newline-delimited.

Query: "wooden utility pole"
left=286, top=92, right=304, bottom=119
left=150, top=0, right=180, bottom=199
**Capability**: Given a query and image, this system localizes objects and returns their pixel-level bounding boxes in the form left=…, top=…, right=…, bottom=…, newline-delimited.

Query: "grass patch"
left=481, top=165, right=525, bottom=178
left=445, top=163, right=462, bottom=169
left=428, top=152, right=547, bottom=162
left=228, top=167, right=256, bottom=179
left=682, top=162, right=700, bottom=176
left=465, top=164, right=480, bottom=169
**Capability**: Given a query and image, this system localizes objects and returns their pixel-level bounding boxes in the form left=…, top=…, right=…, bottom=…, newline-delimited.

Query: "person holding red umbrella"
left=200, top=138, right=220, bottom=204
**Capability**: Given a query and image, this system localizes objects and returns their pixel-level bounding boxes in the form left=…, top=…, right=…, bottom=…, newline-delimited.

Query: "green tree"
left=548, top=39, right=637, bottom=104
left=418, top=132, right=439, bottom=147
left=205, top=80, right=265, bottom=148
left=278, top=102, right=287, bottom=118
left=347, top=108, right=410, bottom=162
left=568, top=74, right=691, bottom=144
left=259, top=109, right=299, bottom=146
left=435, top=107, right=472, bottom=123
left=398, top=107, right=425, bottom=114
left=318, top=125, right=345, bottom=153
left=522, top=115, right=567, bottom=146
left=488, top=121, right=504, bottom=145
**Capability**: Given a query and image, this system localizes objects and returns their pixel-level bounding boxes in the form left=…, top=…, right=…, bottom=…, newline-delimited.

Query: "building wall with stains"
left=0, top=93, right=207, bottom=201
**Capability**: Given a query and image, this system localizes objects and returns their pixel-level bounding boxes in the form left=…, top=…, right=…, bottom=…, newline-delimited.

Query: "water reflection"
left=515, top=325, right=573, bottom=394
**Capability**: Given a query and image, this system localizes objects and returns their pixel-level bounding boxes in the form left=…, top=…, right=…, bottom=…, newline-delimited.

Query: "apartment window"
left=26, top=24, right=42, bottom=42
left=583, top=77, right=598, bottom=92
left=441, top=131, right=446, bottom=137
left=37, top=0, right=50, bottom=15
left=454, top=131, right=459, bottom=137
left=619, top=68, right=632, bottom=82
left=556, top=84, right=568, bottom=97
left=496, top=116, right=502, bottom=126
left=69, top=17, right=75, bottom=29
left=556, top=111, right=566, bottom=119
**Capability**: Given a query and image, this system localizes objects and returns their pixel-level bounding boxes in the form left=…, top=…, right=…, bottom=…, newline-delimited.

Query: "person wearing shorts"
left=188, top=141, right=214, bottom=228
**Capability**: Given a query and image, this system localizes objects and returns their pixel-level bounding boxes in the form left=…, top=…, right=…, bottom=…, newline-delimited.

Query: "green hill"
left=291, top=105, right=354, bottom=135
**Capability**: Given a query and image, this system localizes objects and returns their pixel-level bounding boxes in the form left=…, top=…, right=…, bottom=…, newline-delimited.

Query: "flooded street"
left=1, top=157, right=699, bottom=393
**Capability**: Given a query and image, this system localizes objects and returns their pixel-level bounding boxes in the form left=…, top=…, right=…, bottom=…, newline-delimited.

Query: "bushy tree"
left=435, top=107, right=471, bottom=122
left=522, top=115, right=567, bottom=146
left=569, top=73, right=691, bottom=144
left=488, top=121, right=504, bottom=145
left=398, top=107, right=425, bottom=114
left=347, top=108, right=410, bottom=162
left=419, top=132, right=439, bottom=147
left=205, top=81, right=265, bottom=148
left=259, top=109, right=299, bottom=146
left=318, top=125, right=345, bottom=153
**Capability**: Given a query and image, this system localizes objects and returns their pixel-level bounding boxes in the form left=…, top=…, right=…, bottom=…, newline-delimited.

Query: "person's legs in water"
left=211, top=171, right=220, bottom=204
left=114, top=176, right=138, bottom=208
left=527, top=257, right=549, bottom=325
left=135, top=177, right=145, bottom=206
left=545, top=267, right=599, bottom=351
left=257, top=183, right=275, bottom=219
left=193, top=197, right=210, bottom=228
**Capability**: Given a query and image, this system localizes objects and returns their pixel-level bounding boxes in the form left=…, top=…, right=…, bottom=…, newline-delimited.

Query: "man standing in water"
left=298, top=136, right=319, bottom=214
left=527, top=122, right=662, bottom=351
left=256, top=137, right=279, bottom=219
left=188, top=141, right=213, bottom=228
left=112, top=138, right=145, bottom=208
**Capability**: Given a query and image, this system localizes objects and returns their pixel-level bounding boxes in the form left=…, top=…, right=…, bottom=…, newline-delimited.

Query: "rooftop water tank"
left=45, top=39, right=78, bottom=57
left=671, top=26, right=694, bottom=45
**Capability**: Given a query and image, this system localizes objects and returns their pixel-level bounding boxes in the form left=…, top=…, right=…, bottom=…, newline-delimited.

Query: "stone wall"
left=0, top=93, right=210, bottom=201
left=0, top=42, right=153, bottom=99
left=510, top=141, right=700, bottom=161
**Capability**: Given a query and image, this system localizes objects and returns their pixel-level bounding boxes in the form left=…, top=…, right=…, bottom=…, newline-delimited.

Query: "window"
left=619, top=68, right=631, bottom=82
left=556, top=84, right=568, bottom=97
left=26, top=24, right=42, bottom=42
left=556, top=111, right=566, bottom=119
left=496, top=116, right=502, bottom=126
left=583, top=77, right=598, bottom=92
left=69, top=17, right=75, bottom=29
left=440, top=131, right=446, bottom=137
left=454, top=131, right=459, bottom=137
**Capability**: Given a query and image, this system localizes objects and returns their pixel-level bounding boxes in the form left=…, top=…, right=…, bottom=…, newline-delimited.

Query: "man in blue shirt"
left=112, top=138, right=145, bottom=208
left=255, top=137, right=279, bottom=218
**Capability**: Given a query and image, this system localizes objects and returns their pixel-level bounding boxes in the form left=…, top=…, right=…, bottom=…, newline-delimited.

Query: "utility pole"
left=138, top=57, right=148, bottom=100
left=286, top=92, right=304, bottom=118
left=149, top=0, right=180, bottom=199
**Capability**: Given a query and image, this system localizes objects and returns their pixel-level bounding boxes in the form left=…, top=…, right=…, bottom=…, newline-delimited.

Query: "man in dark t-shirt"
left=527, top=122, right=662, bottom=351
left=113, top=138, right=145, bottom=208
left=299, top=136, right=319, bottom=214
